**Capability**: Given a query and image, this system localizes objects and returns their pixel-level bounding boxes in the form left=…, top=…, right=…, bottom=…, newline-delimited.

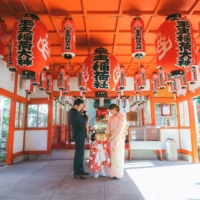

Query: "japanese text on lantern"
left=121, top=72, right=125, bottom=85
left=64, top=21, right=73, bottom=51
left=16, top=19, right=35, bottom=67
left=134, top=21, right=142, bottom=51
left=46, top=77, right=50, bottom=90
left=175, top=20, right=192, bottom=68
left=141, top=71, right=146, bottom=85
left=92, top=54, right=110, bottom=89
left=59, top=71, right=64, bottom=87
left=153, top=78, right=158, bottom=91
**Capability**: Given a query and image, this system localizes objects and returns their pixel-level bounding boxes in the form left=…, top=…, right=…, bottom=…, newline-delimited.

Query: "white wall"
left=13, top=130, right=24, bottom=153
left=160, top=129, right=180, bottom=149
left=0, top=59, right=15, bottom=93
left=30, top=86, right=48, bottom=98
left=179, top=129, right=192, bottom=151
left=24, top=130, right=48, bottom=151
left=17, top=74, right=26, bottom=98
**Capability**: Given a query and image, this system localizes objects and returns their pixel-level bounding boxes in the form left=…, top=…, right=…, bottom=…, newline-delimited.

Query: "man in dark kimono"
left=69, top=98, right=90, bottom=179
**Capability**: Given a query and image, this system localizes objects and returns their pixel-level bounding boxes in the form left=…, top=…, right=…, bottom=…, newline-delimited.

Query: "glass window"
left=155, top=103, right=177, bottom=127
left=52, top=100, right=61, bottom=125
left=179, top=101, right=189, bottom=126
left=27, top=104, right=48, bottom=127
left=15, top=102, right=25, bottom=128
left=38, top=104, right=48, bottom=127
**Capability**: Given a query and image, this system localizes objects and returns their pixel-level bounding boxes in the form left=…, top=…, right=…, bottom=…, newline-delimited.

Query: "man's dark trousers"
left=74, top=139, right=85, bottom=175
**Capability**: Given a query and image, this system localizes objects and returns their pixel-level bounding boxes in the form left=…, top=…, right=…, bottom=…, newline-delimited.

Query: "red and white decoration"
left=57, top=66, right=66, bottom=90
left=45, top=72, right=53, bottom=95
left=117, top=66, right=126, bottom=90
left=157, top=14, right=195, bottom=77
left=158, top=67, right=166, bottom=89
left=63, top=73, right=70, bottom=95
left=151, top=72, right=159, bottom=95
left=61, top=17, right=75, bottom=59
left=7, top=38, right=16, bottom=81
left=82, top=48, right=120, bottom=92
left=134, top=72, right=141, bottom=94
left=78, top=66, right=87, bottom=92
left=131, top=17, right=146, bottom=59
left=38, top=70, right=47, bottom=90
left=12, top=14, right=49, bottom=79
left=137, top=65, right=146, bottom=89
left=0, top=18, right=7, bottom=59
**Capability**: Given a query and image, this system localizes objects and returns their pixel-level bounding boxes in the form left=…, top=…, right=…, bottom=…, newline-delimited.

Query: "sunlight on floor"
left=124, top=161, right=200, bottom=200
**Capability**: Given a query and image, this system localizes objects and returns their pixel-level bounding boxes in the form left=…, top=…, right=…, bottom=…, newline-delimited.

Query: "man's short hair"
left=73, top=98, right=84, bottom=106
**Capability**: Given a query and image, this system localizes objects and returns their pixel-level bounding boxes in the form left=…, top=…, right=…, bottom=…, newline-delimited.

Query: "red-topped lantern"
left=38, top=70, right=47, bottom=90
left=187, top=66, right=198, bottom=85
left=63, top=73, right=70, bottom=94
left=134, top=72, right=140, bottom=94
left=138, top=65, right=146, bottom=89
left=57, top=66, right=66, bottom=90
left=0, top=18, right=7, bottom=59
left=131, top=17, right=146, bottom=59
left=157, top=14, right=194, bottom=77
left=82, top=48, right=121, bottom=92
left=7, top=38, right=16, bottom=72
left=117, top=66, right=126, bottom=90
left=78, top=66, right=86, bottom=91
left=61, top=17, right=75, bottom=59
left=180, top=72, right=187, bottom=89
left=12, top=14, right=48, bottom=79
left=151, top=72, right=159, bottom=94
left=158, top=67, right=166, bottom=89
left=45, top=72, right=53, bottom=94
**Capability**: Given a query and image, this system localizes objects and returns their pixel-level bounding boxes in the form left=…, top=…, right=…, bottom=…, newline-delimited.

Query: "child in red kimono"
left=89, top=132, right=110, bottom=178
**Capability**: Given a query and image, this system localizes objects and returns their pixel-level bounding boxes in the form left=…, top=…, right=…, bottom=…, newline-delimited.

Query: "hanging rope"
left=21, top=0, right=28, bottom=13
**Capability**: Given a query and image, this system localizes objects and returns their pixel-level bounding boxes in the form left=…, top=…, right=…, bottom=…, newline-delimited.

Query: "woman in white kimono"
left=106, top=103, right=127, bottom=179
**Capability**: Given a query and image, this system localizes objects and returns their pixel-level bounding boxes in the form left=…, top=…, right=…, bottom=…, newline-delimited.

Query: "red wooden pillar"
left=6, top=99, right=16, bottom=165
left=188, top=97, right=199, bottom=163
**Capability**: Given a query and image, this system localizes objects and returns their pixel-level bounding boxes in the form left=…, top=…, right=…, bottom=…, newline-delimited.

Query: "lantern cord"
left=21, top=0, right=29, bottom=13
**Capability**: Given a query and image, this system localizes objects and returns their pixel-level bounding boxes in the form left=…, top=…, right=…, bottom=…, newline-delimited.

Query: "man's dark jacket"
left=69, top=108, right=87, bottom=141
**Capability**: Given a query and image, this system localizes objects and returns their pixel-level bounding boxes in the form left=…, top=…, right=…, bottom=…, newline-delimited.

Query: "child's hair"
left=90, top=132, right=96, bottom=142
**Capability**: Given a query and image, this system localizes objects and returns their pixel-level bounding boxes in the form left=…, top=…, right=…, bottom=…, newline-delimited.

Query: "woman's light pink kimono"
left=106, top=112, right=126, bottom=178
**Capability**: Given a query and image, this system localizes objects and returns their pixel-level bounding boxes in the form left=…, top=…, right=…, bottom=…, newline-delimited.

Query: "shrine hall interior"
left=0, top=0, right=200, bottom=167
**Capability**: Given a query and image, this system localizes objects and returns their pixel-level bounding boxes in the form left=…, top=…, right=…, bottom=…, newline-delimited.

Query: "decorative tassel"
left=48, top=95, right=49, bottom=100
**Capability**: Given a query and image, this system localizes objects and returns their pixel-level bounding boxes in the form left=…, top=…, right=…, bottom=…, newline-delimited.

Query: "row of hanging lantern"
left=0, top=14, right=75, bottom=100
left=54, top=96, right=74, bottom=111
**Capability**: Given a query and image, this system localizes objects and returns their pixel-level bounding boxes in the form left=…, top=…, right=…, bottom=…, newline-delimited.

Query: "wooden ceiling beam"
left=112, top=0, right=126, bottom=54
left=2, top=10, right=199, bottom=18
left=145, top=0, right=164, bottom=34
left=186, top=0, right=200, bottom=18
left=2, top=0, right=18, bottom=19
left=81, top=0, right=91, bottom=54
